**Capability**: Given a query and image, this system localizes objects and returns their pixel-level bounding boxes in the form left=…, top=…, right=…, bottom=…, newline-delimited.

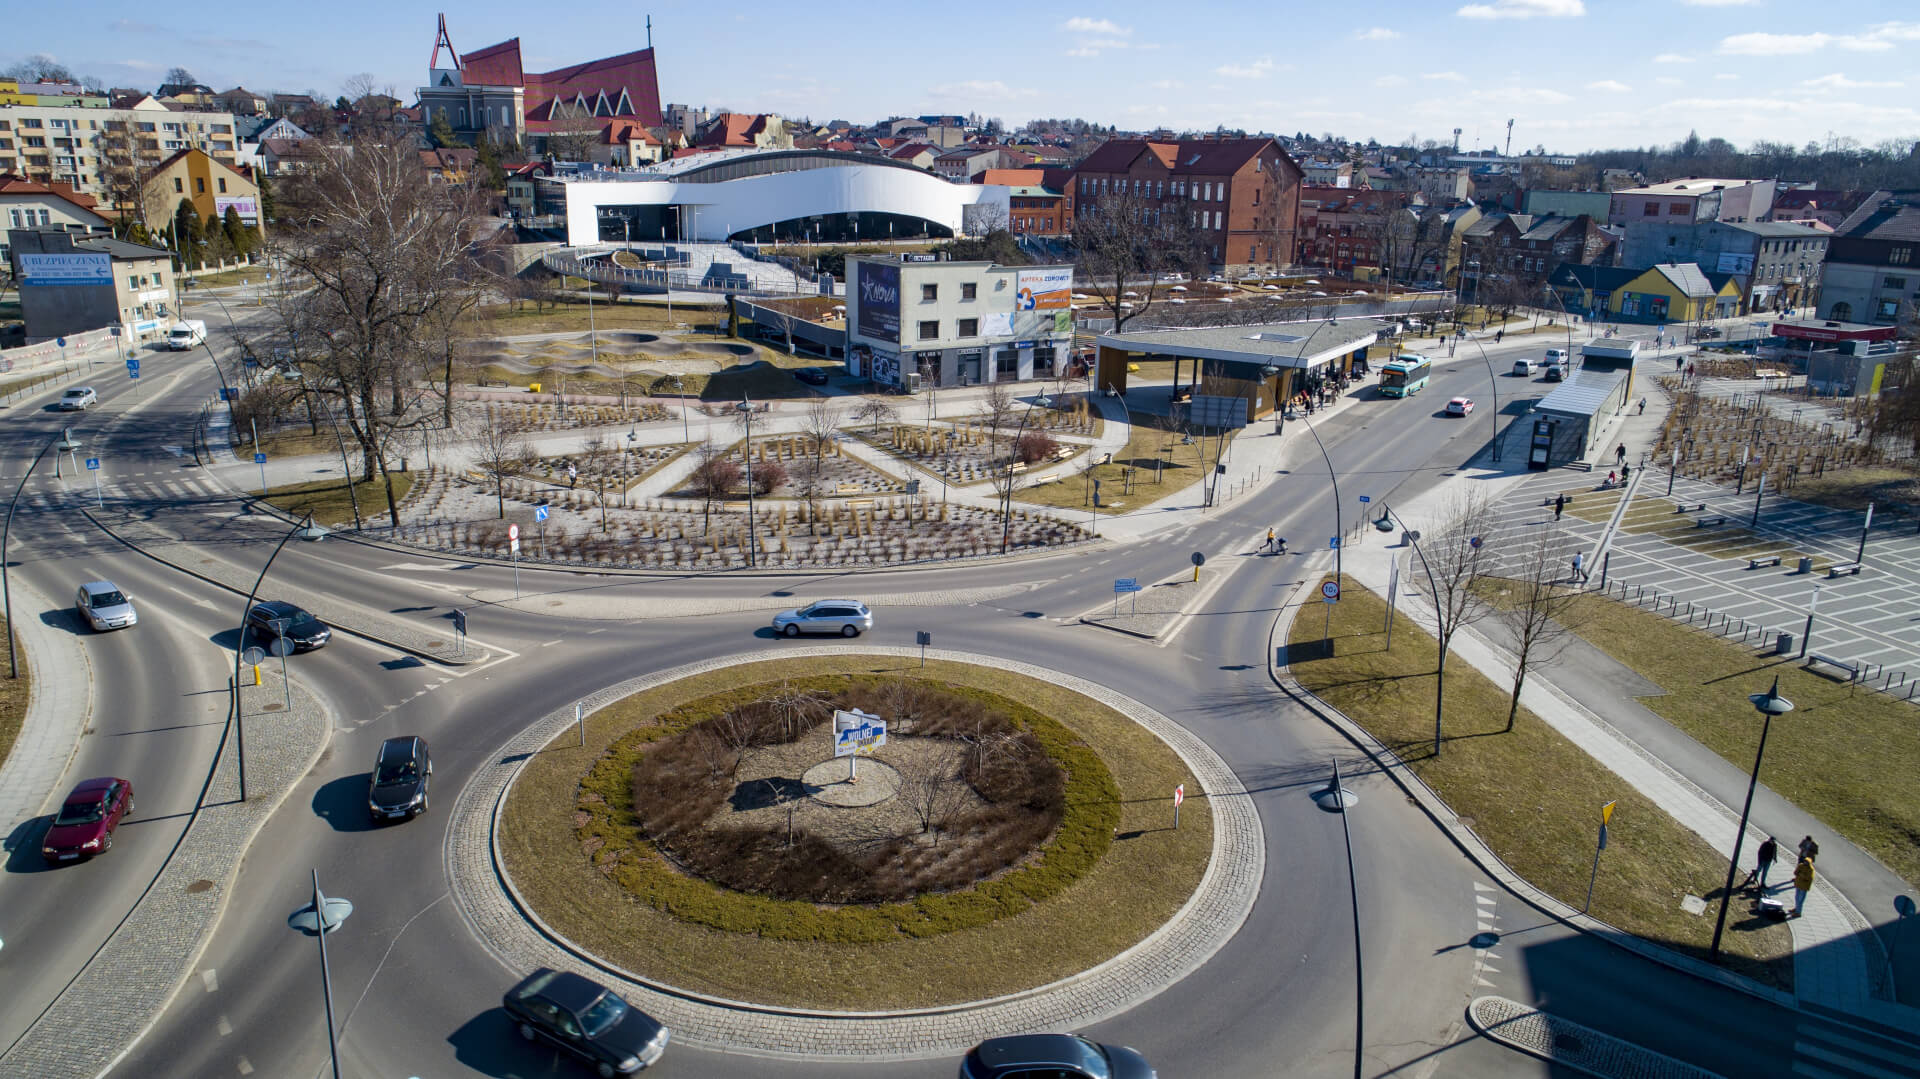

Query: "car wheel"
left=517, top=1022, right=537, bottom=1042
left=597, top=1064, right=618, bottom=1079
left=419, top=791, right=429, bottom=813
left=126, top=800, right=134, bottom=816
left=783, top=624, right=799, bottom=638
left=841, top=624, right=859, bottom=638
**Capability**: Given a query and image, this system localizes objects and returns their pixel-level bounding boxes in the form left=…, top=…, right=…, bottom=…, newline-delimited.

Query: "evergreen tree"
left=257, top=174, right=276, bottom=225
left=474, top=133, right=506, bottom=190
left=429, top=109, right=460, bottom=149
left=222, top=205, right=251, bottom=256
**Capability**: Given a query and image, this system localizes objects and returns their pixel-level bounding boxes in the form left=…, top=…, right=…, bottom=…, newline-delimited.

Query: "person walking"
left=1674, top=355, right=1684, bottom=372
left=1798, top=835, right=1820, bottom=864
left=1638, top=397, right=1647, bottom=415
left=1553, top=493, right=1567, bottom=520
left=1742, top=836, right=1779, bottom=890
left=1266, top=527, right=1277, bottom=554
left=1792, top=855, right=1815, bottom=917
left=1571, top=550, right=1586, bottom=582
left=1616, top=444, right=1627, bottom=468
left=1621, top=462, right=1631, bottom=483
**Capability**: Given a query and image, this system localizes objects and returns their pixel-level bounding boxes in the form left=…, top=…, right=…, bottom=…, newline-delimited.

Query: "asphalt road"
left=4, top=309, right=1888, bottom=1079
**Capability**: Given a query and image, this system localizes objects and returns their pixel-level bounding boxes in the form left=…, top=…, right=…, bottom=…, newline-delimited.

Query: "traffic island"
left=454, top=647, right=1262, bottom=1057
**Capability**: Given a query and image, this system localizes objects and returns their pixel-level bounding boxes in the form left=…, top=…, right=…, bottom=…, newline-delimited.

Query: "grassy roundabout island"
left=498, top=656, right=1213, bottom=1010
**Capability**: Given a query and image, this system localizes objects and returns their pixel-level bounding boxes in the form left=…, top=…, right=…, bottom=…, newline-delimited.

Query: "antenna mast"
left=430, top=14, right=461, bottom=72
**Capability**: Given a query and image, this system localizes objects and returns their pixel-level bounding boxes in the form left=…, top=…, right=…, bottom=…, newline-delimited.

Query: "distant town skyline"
left=5, top=0, right=1918, bottom=155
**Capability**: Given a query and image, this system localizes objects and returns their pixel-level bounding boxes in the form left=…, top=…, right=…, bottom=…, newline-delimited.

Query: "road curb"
left=1263, top=555, right=1798, bottom=1013
left=446, top=646, right=1265, bottom=1060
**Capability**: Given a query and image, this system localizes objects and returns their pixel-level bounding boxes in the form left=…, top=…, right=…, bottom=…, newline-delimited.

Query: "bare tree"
left=465, top=403, right=531, bottom=519
left=1491, top=525, right=1586, bottom=733
left=975, top=382, right=1017, bottom=456
left=762, top=681, right=828, bottom=742
left=852, top=395, right=899, bottom=428
left=544, top=105, right=603, bottom=163
left=1073, top=187, right=1208, bottom=332
left=894, top=751, right=972, bottom=844
left=1414, top=489, right=1497, bottom=755
left=797, top=398, right=843, bottom=528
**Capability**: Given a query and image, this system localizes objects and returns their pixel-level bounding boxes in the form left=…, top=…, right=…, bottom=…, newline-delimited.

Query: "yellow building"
left=143, top=147, right=263, bottom=233
left=1608, top=262, right=1739, bottom=324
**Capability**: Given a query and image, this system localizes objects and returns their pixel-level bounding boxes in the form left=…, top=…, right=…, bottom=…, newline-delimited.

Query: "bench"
left=1806, top=653, right=1860, bottom=682
left=834, top=482, right=864, bottom=495
left=1695, top=516, right=1727, bottom=529
left=1543, top=495, right=1573, bottom=507
left=1747, top=555, right=1782, bottom=570
left=845, top=499, right=874, bottom=511
left=1827, top=561, right=1862, bottom=578
left=1674, top=502, right=1706, bottom=513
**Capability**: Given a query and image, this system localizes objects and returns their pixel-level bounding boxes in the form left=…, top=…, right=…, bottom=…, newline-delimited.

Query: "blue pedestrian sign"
left=55, top=337, right=67, bottom=348
left=253, top=452, right=267, bottom=464
left=534, top=504, right=550, bottom=522
left=126, top=358, right=140, bottom=379
left=1358, top=495, right=1371, bottom=503
left=85, top=457, right=100, bottom=471
left=220, top=387, right=236, bottom=400
left=1114, top=577, right=1140, bottom=593
left=1330, top=536, right=1341, bottom=549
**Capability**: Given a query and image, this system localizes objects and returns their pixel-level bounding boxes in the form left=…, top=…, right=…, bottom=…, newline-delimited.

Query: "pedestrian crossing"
left=1791, top=1014, right=1920, bottom=1078
left=17, top=474, right=232, bottom=515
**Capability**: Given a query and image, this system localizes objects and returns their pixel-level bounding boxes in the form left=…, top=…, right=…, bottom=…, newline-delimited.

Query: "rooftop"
left=1095, top=318, right=1388, bottom=369
left=1616, top=177, right=1768, bottom=197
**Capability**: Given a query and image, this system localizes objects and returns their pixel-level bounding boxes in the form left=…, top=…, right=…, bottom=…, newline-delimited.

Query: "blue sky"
left=7, top=0, right=1918, bottom=153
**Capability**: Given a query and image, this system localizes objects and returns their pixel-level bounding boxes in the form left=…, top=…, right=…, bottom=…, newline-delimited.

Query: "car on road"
left=771, top=599, right=872, bottom=638
left=58, top=386, right=98, bottom=410
left=792, top=366, right=831, bottom=385
left=368, top=735, right=432, bottom=822
left=245, top=600, right=332, bottom=652
left=1511, top=358, right=1536, bottom=376
left=1697, top=325, right=1723, bottom=338
left=42, top=777, right=134, bottom=863
left=75, top=580, right=138, bottom=631
left=959, top=1034, right=1156, bottom=1079
left=1543, top=363, right=1564, bottom=382
left=503, top=967, right=669, bottom=1075
left=1445, top=396, right=1475, bottom=416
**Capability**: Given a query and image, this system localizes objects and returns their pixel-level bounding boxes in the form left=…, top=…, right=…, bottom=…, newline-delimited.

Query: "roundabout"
left=447, top=647, right=1264, bottom=1059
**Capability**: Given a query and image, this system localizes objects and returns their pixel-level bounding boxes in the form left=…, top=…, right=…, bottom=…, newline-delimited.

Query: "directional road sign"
left=1358, top=495, right=1371, bottom=503
left=1114, top=577, right=1140, bottom=593
left=253, top=452, right=267, bottom=464
left=85, top=457, right=100, bottom=471
left=534, top=504, right=550, bottom=522
left=451, top=609, right=467, bottom=635
left=1330, top=536, right=1341, bottom=549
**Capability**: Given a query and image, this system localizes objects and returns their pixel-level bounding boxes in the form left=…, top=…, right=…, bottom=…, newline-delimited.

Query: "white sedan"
left=58, top=386, right=98, bottom=410
left=1445, top=396, right=1475, bottom=416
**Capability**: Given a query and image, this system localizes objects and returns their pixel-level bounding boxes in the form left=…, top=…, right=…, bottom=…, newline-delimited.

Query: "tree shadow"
left=729, top=776, right=811, bottom=811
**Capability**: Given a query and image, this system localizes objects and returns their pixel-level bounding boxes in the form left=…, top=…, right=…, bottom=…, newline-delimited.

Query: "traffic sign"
left=534, top=504, right=550, bottom=522
left=1114, top=577, right=1140, bottom=593
left=451, top=609, right=467, bottom=635
left=241, top=646, right=266, bottom=666
left=55, top=337, right=66, bottom=348
left=85, top=457, right=100, bottom=471
left=109, top=326, right=122, bottom=337
left=1601, top=800, right=1616, bottom=826
left=1190, top=551, right=1206, bottom=566
left=507, top=523, right=520, bottom=541
left=126, top=358, right=139, bottom=373
left=1469, top=536, right=1482, bottom=549
left=832, top=710, right=888, bottom=757
left=1330, top=536, right=1340, bottom=549
left=253, top=452, right=267, bottom=464
left=1322, top=580, right=1341, bottom=602
left=268, top=636, right=294, bottom=658
left=1173, top=783, right=1185, bottom=807
left=1358, top=495, right=1371, bottom=503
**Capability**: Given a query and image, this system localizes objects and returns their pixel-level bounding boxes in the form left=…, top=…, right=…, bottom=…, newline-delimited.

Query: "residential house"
left=418, top=147, right=479, bottom=184
left=1818, top=190, right=1920, bottom=324
left=979, top=169, right=1066, bottom=236
left=505, top=161, right=553, bottom=216
left=1544, top=263, right=1643, bottom=318
left=693, top=113, right=790, bottom=151
left=0, top=174, right=112, bottom=264
left=885, top=142, right=940, bottom=171
left=1620, top=218, right=1827, bottom=312
left=1608, top=177, right=1776, bottom=228
left=254, top=137, right=323, bottom=177
left=1606, top=262, right=1739, bottom=323
left=1297, top=185, right=1416, bottom=278
left=216, top=87, right=269, bottom=117
left=1070, top=137, right=1304, bottom=273
left=933, top=147, right=1003, bottom=181
left=143, top=147, right=263, bottom=230
left=1767, top=189, right=1872, bottom=230
left=1300, top=159, right=1352, bottom=187
left=0, top=96, right=240, bottom=201
left=1459, top=213, right=1615, bottom=300
left=602, top=121, right=665, bottom=166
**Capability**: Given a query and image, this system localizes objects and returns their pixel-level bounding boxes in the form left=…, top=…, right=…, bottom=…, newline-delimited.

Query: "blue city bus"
left=1379, top=354, right=1433, bottom=398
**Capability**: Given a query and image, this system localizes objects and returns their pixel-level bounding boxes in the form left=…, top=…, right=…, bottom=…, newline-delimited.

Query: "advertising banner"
left=1715, top=252, right=1755, bottom=275
left=1015, top=267, right=1073, bottom=311
left=214, top=195, right=260, bottom=223
left=19, top=253, right=111, bottom=287
left=856, top=261, right=900, bottom=341
left=982, top=311, right=1014, bottom=337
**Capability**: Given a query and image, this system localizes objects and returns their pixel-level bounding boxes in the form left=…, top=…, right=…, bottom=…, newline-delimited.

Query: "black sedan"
left=960, top=1034, right=1155, bottom=1079
left=503, top=968, right=668, bottom=1075
left=792, top=365, right=831, bottom=385
left=368, top=735, right=431, bottom=822
left=245, top=600, right=331, bottom=652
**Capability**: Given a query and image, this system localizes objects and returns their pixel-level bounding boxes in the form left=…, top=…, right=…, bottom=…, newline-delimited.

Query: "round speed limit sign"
left=508, top=523, right=520, bottom=541
left=1321, top=581, right=1341, bottom=602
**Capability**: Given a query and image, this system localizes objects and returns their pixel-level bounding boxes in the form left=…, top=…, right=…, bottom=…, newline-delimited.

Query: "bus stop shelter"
left=1093, top=318, right=1389, bottom=427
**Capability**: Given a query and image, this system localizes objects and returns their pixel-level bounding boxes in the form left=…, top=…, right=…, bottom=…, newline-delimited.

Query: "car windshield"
left=375, top=758, right=419, bottom=785
left=64, top=391, right=85, bottom=399
left=55, top=798, right=106, bottom=825
left=1063, top=1037, right=1113, bottom=1078
left=579, top=990, right=629, bottom=1038
left=90, top=590, right=127, bottom=607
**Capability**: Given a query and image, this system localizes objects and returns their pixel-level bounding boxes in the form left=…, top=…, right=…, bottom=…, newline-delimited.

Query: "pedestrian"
left=1742, top=836, right=1779, bottom=891
left=1606, top=470, right=1617, bottom=487
left=1798, top=835, right=1820, bottom=864
left=1496, top=328, right=1505, bottom=343
left=1621, top=462, right=1631, bottom=483
left=1553, top=493, right=1566, bottom=520
left=1266, top=526, right=1276, bottom=554
left=1686, top=362, right=1696, bottom=380
left=1638, top=397, right=1647, bottom=415
left=1675, top=356, right=1684, bottom=372
left=1571, top=550, right=1585, bottom=581
left=1792, top=856, right=1815, bottom=917
left=1616, top=444, right=1627, bottom=467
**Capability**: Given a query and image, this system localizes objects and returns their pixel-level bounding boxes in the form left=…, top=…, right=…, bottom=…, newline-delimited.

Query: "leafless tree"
left=1073, top=188, right=1208, bottom=332
left=694, top=707, right=762, bottom=777
left=761, top=681, right=828, bottom=743
left=796, top=398, right=843, bottom=528
left=1416, top=489, right=1497, bottom=755
left=975, top=382, right=1017, bottom=458
left=894, top=750, right=972, bottom=844
left=544, top=105, right=603, bottom=163
left=852, top=395, right=899, bottom=428
left=465, top=403, right=531, bottom=519
left=1491, top=524, right=1586, bottom=732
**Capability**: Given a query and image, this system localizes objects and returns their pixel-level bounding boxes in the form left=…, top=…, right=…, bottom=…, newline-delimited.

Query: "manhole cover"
left=1553, top=1033, right=1583, bottom=1053
left=186, top=879, right=215, bottom=894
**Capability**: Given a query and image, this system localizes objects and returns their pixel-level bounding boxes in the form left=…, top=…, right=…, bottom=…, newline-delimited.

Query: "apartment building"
left=1607, top=177, right=1776, bottom=228
left=1818, top=191, right=1920, bottom=325
left=145, top=148, right=263, bottom=230
left=0, top=95, right=240, bottom=205
left=845, top=254, right=1076, bottom=389
left=1070, top=137, right=1303, bottom=273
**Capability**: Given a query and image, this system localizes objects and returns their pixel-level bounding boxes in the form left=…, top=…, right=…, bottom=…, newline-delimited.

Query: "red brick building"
left=1298, top=185, right=1416, bottom=275
left=978, top=168, right=1068, bottom=236
left=1069, top=137, right=1302, bottom=273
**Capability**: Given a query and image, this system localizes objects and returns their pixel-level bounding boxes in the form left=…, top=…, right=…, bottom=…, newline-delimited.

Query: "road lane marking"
left=217, top=1015, right=232, bottom=1036
left=539, top=639, right=562, bottom=647
left=236, top=1057, right=253, bottom=1074
left=200, top=968, right=218, bottom=992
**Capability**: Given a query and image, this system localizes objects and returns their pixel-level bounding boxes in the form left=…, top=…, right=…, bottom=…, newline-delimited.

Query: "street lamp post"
left=228, top=511, right=314, bottom=802
left=1294, top=411, right=1344, bottom=583
left=999, top=394, right=1052, bottom=554
left=287, top=868, right=350, bottom=1079
left=736, top=399, right=758, bottom=567
left=674, top=376, right=690, bottom=445
left=1460, top=335, right=1503, bottom=462
left=1709, top=677, right=1795, bottom=962
left=1380, top=503, right=1448, bottom=755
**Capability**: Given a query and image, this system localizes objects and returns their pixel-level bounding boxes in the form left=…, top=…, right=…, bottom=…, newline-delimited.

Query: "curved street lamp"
left=1456, top=335, right=1503, bottom=463
left=1376, top=502, right=1448, bottom=755
left=1709, top=676, right=1795, bottom=961
left=999, top=393, right=1052, bottom=553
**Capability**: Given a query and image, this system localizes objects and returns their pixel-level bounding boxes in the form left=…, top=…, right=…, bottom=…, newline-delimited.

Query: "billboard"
left=1015, top=267, right=1073, bottom=311
left=855, top=261, right=900, bottom=341
left=214, top=195, right=260, bottom=223
left=1715, top=252, right=1755, bottom=275
left=19, top=252, right=112, bottom=287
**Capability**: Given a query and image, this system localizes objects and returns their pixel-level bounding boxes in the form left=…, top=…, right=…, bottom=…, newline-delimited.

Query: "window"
left=174, top=177, right=183, bottom=192
left=921, top=283, right=937, bottom=301
left=7, top=209, right=19, bottom=227
left=217, top=178, right=226, bottom=193
left=36, top=209, right=49, bottom=225
left=961, top=282, right=976, bottom=300
left=19, top=118, right=41, bottom=128
left=1887, top=276, right=1907, bottom=289
left=958, top=317, right=978, bottom=337
left=22, top=136, right=44, bottom=147
left=1642, top=203, right=1658, bottom=217
left=127, top=275, right=140, bottom=290
left=918, top=320, right=939, bottom=340
left=1891, top=247, right=1913, bottom=265
left=195, top=177, right=205, bottom=193
left=1668, top=202, right=1688, bottom=215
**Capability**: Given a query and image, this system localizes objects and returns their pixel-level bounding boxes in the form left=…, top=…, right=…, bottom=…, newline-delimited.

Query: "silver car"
left=76, top=580, right=137, bottom=631
left=770, top=600, right=872, bottom=638
left=58, top=387, right=98, bottom=411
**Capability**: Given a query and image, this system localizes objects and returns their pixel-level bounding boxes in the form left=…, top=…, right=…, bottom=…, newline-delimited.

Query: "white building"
left=845, top=254, right=1075, bottom=389
left=547, top=148, right=1009, bottom=247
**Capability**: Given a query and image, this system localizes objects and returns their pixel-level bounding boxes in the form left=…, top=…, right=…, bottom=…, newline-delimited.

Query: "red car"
left=42, top=777, right=134, bottom=863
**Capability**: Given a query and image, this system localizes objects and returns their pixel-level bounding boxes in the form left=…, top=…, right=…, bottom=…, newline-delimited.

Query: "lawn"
left=1011, top=411, right=1228, bottom=515
left=259, top=473, right=414, bottom=528
left=1785, top=466, right=1920, bottom=514
left=186, top=266, right=271, bottom=288
left=1288, top=576, right=1792, bottom=987
left=246, top=425, right=344, bottom=459
left=0, top=613, right=29, bottom=774
left=1562, top=592, right=1920, bottom=889
left=498, top=656, right=1212, bottom=1009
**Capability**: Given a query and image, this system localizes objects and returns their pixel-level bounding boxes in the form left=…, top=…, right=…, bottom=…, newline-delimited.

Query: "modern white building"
left=845, top=254, right=1075, bottom=389
left=545, top=148, right=1010, bottom=247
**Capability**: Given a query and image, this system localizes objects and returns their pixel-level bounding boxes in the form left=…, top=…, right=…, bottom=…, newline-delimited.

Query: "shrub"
left=1015, top=431, right=1060, bottom=465
left=750, top=458, right=787, bottom=496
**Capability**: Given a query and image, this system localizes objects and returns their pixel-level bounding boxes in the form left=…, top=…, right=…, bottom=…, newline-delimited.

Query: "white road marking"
left=539, top=639, right=562, bottom=647
left=379, top=562, right=463, bottom=571
left=216, top=1015, right=232, bottom=1036
left=236, top=1057, right=253, bottom=1074
left=164, top=445, right=185, bottom=457
left=200, top=968, right=218, bottom=992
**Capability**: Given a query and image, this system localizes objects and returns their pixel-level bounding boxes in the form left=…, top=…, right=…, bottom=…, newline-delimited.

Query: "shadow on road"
left=448, top=1008, right=565, bottom=1078
left=35, top=608, right=90, bottom=636
left=310, top=774, right=379, bottom=833
left=2, top=816, right=54, bottom=875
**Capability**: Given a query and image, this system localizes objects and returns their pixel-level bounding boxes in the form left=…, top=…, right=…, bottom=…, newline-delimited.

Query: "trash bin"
left=1775, top=632, right=1794, bottom=655
left=1797, top=556, right=1813, bottom=575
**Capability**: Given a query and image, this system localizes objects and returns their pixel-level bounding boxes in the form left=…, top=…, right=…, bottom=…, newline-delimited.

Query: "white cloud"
left=1457, top=0, right=1585, bottom=19
left=1803, top=73, right=1903, bottom=90
left=1355, top=27, right=1401, bottom=40
left=1423, top=71, right=1467, bottom=82
left=1148, top=79, right=1184, bottom=90
left=1066, top=47, right=1098, bottom=58
left=1060, top=17, right=1130, bottom=36
left=1653, top=53, right=1693, bottom=63
left=1586, top=79, right=1630, bottom=92
left=1714, top=73, right=1739, bottom=80
left=926, top=80, right=1034, bottom=101
left=1215, top=57, right=1276, bottom=79
left=1375, top=74, right=1409, bottom=88
left=1721, top=23, right=1920, bottom=55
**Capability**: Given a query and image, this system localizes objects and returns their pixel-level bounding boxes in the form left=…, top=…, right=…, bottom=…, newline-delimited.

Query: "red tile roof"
left=460, top=38, right=526, bottom=87
left=886, top=142, right=936, bottom=160
left=603, top=120, right=660, bottom=145
left=459, top=36, right=663, bottom=128
left=1076, top=137, right=1287, bottom=177
left=694, top=113, right=772, bottom=148
left=977, top=168, right=1044, bottom=186
left=0, top=174, right=102, bottom=212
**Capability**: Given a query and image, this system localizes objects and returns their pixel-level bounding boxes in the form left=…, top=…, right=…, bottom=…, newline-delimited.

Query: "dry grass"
left=0, top=613, right=29, bottom=772
left=1011, top=411, right=1226, bottom=515
left=498, top=656, right=1211, bottom=1009
left=464, top=299, right=726, bottom=336
left=259, top=473, right=414, bottom=529
left=1786, top=466, right=1920, bottom=513
left=1562, top=593, right=1920, bottom=888
left=1288, top=576, right=1793, bottom=988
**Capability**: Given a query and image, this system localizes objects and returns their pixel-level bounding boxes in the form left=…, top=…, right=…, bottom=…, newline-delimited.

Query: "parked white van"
left=166, top=320, right=207, bottom=351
